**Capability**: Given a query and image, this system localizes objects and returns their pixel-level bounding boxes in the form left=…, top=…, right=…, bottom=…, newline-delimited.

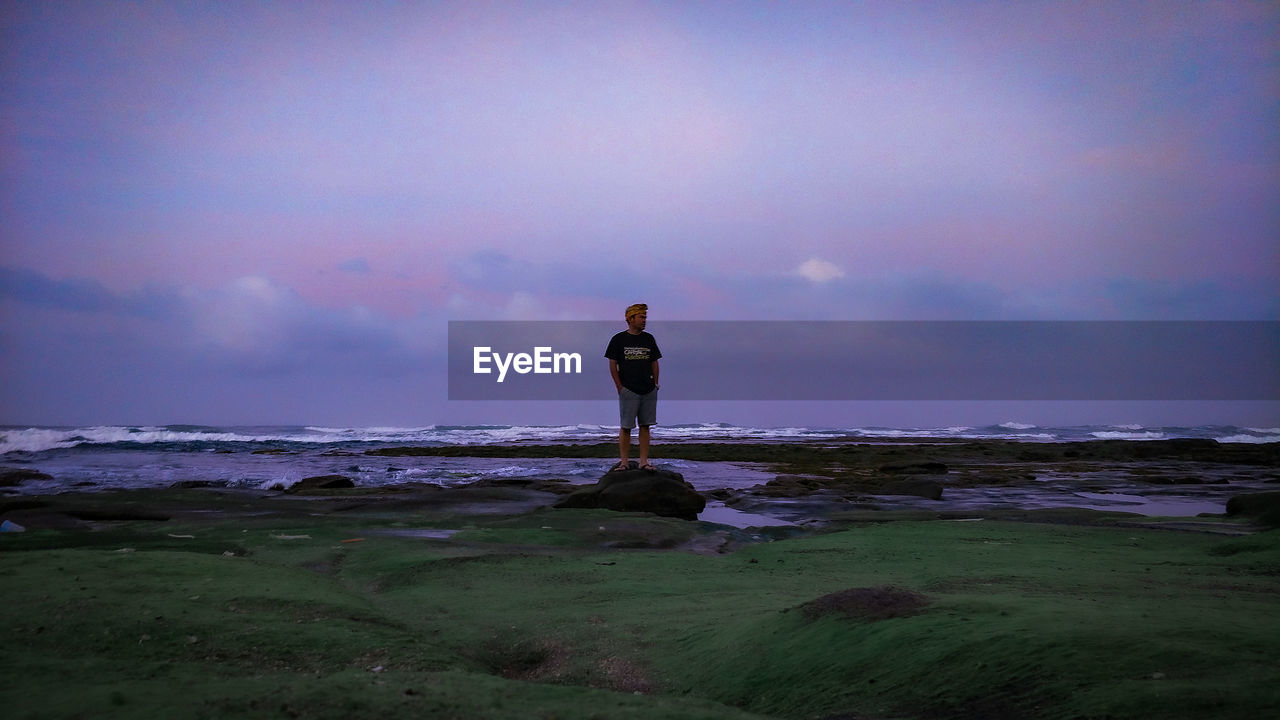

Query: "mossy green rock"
left=554, top=468, right=706, bottom=520
left=1226, top=490, right=1280, bottom=527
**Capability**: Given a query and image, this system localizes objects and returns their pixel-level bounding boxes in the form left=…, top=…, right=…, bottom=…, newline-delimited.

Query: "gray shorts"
left=618, top=387, right=657, bottom=429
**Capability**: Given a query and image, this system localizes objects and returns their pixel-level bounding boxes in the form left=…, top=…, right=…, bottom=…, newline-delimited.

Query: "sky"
left=1, top=1, right=1277, bottom=428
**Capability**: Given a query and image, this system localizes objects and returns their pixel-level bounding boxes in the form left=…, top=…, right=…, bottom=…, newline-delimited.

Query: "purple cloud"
left=2, top=2, right=1276, bottom=424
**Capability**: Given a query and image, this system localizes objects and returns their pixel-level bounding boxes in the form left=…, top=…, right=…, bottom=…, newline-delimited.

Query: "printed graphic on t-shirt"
left=623, top=346, right=652, bottom=361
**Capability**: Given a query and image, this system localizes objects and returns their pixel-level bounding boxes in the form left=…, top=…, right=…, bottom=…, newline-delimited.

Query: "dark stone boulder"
left=467, top=477, right=577, bottom=496
left=0, top=468, right=54, bottom=487
left=169, top=480, right=228, bottom=489
left=753, top=474, right=830, bottom=497
left=878, top=461, right=948, bottom=475
left=285, top=475, right=356, bottom=494
left=554, top=468, right=706, bottom=520
left=2, top=509, right=92, bottom=530
left=1225, top=491, right=1280, bottom=528
left=878, top=478, right=945, bottom=500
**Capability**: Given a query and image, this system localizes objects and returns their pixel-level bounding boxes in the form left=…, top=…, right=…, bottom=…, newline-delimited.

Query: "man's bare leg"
left=638, top=425, right=650, bottom=467
left=617, top=428, right=631, bottom=467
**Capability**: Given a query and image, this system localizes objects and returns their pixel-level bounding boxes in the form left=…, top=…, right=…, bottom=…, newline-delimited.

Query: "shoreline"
left=5, top=438, right=1278, bottom=528
left=366, top=436, right=1280, bottom=462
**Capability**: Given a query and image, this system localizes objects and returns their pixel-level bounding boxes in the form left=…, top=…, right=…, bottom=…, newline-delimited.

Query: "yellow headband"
left=625, top=303, right=647, bottom=320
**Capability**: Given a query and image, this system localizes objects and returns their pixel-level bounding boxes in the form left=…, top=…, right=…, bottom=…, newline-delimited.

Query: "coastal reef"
left=2, top=439, right=1279, bottom=719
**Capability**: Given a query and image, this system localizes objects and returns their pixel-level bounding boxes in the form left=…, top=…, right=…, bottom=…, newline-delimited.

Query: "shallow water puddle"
left=699, top=501, right=796, bottom=529
left=1070, top=491, right=1224, bottom=517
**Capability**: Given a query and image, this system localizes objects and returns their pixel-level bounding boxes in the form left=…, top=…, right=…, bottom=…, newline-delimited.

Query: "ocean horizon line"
left=3, top=421, right=1278, bottom=456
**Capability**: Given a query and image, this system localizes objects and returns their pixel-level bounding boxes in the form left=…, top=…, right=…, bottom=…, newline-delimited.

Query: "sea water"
left=1, top=423, right=1276, bottom=518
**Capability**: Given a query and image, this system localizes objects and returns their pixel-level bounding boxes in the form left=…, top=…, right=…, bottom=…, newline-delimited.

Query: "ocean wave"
left=663, top=424, right=839, bottom=440
left=0, top=425, right=363, bottom=453
left=3, top=422, right=1271, bottom=455
left=1091, top=431, right=1165, bottom=440
left=975, top=432, right=1058, bottom=441
left=304, top=425, right=439, bottom=437
left=1216, top=434, right=1280, bottom=444
left=849, top=427, right=973, bottom=438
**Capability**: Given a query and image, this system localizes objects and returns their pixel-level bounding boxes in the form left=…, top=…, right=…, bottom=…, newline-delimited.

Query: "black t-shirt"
left=604, top=330, right=662, bottom=394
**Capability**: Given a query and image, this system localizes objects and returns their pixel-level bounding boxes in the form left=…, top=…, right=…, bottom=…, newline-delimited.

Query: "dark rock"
left=878, top=478, right=944, bottom=500
left=553, top=468, right=706, bottom=520
left=756, top=472, right=945, bottom=501
left=799, top=586, right=929, bottom=621
left=467, top=477, right=576, bottom=495
left=878, top=461, right=948, bottom=475
left=0, top=499, right=48, bottom=514
left=285, top=475, right=356, bottom=493
left=169, top=480, right=227, bottom=489
left=1225, top=491, right=1280, bottom=527
left=530, top=478, right=576, bottom=495
left=753, top=474, right=829, bottom=497
left=1, top=510, right=91, bottom=530
left=471, top=476, right=538, bottom=488
left=0, top=468, right=54, bottom=487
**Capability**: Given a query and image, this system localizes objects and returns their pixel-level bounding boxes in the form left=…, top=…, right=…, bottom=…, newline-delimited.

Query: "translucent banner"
left=447, top=321, right=1279, bottom=401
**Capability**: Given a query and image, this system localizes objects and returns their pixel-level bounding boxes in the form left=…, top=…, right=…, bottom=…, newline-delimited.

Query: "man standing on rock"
left=605, top=303, right=661, bottom=472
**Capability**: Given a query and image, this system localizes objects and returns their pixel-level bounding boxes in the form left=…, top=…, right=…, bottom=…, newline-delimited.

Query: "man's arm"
left=609, top=358, right=622, bottom=393
left=651, top=359, right=659, bottom=389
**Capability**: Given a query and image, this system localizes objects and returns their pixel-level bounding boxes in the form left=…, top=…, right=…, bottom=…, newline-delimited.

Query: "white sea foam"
left=663, top=424, right=835, bottom=441
left=972, top=432, right=1058, bottom=441
left=0, top=426, right=340, bottom=453
left=1091, top=431, right=1165, bottom=440
left=303, top=426, right=440, bottom=441
left=2, top=422, right=1268, bottom=455
left=0, top=428, right=85, bottom=453
left=850, top=426, right=974, bottom=438
left=1216, top=434, right=1280, bottom=444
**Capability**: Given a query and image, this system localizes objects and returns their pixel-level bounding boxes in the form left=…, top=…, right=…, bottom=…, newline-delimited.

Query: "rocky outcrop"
left=880, top=478, right=945, bottom=500
left=169, top=480, right=228, bottom=489
left=0, top=468, right=54, bottom=487
left=554, top=468, right=706, bottom=520
left=879, top=461, right=948, bottom=475
left=1225, top=491, right=1280, bottom=527
left=750, top=473, right=945, bottom=501
left=285, top=475, right=356, bottom=494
